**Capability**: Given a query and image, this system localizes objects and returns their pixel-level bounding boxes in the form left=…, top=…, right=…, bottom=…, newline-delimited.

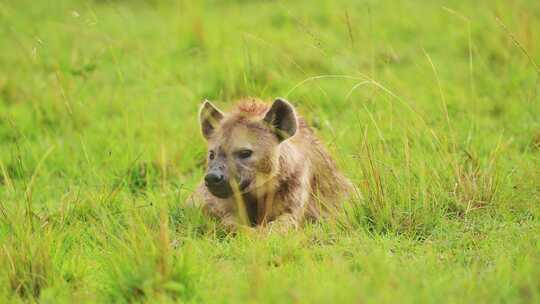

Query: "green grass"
left=1, top=0, right=540, bottom=302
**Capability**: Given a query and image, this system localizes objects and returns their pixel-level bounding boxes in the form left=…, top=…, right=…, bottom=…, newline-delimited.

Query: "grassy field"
left=1, top=0, right=539, bottom=302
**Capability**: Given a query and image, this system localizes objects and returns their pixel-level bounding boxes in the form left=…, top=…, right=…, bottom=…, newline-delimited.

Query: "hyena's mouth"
left=239, top=179, right=251, bottom=191
left=206, top=179, right=252, bottom=199
left=207, top=182, right=233, bottom=199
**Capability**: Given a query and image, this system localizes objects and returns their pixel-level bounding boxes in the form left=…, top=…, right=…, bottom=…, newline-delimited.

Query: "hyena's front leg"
left=267, top=213, right=301, bottom=233
left=220, top=213, right=244, bottom=231
left=192, top=191, right=239, bottom=232
left=266, top=179, right=310, bottom=233
left=203, top=201, right=258, bottom=234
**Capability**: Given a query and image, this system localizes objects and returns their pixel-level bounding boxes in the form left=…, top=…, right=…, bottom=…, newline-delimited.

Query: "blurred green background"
left=0, top=0, right=539, bottom=303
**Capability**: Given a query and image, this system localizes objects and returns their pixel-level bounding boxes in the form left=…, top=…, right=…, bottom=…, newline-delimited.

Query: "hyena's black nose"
left=204, top=172, right=224, bottom=186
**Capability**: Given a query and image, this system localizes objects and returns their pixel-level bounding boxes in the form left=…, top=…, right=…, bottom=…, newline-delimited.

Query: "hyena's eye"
left=208, top=150, right=215, bottom=160
left=236, top=149, right=253, bottom=159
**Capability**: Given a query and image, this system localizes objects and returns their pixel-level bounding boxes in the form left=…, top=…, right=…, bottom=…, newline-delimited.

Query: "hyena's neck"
left=239, top=164, right=305, bottom=226
left=241, top=186, right=281, bottom=226
left=241, top=193, right=260, bottom=226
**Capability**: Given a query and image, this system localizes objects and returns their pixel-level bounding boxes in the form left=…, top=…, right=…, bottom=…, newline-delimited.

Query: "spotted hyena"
left=191, top=97, right=352, bottom=232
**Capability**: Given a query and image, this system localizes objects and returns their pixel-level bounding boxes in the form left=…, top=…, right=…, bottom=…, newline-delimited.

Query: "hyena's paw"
left=220, top=217, right=258, bottom=235
left=265, top=217, right=299, bottom=234
left=236, top=224, right=257, bottom=235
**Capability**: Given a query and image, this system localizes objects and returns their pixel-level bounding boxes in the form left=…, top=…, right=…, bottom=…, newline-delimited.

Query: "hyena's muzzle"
left=204, top=158, right=253, bottom=199
left=204, top=162, right=233, bottom=199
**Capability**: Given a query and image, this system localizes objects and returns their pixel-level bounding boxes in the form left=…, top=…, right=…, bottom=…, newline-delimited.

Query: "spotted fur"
left=190, top=97, right=353, bottom=232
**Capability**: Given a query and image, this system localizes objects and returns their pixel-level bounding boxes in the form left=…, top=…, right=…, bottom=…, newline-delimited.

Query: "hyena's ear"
left=263, top=98, right=298, bottom=142
left=199, top=100, right=224, bottom=140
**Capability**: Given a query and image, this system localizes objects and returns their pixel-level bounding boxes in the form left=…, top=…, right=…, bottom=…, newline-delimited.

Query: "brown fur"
left=191, top=98, right=352, bottom=232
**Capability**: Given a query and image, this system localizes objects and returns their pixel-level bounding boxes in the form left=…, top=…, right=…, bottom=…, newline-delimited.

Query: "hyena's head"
left=199, top=98, right=298, bottom=199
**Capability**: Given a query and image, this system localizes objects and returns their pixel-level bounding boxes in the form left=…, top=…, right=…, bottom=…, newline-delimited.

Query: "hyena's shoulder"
left=286, top=115, right=353, bottom=211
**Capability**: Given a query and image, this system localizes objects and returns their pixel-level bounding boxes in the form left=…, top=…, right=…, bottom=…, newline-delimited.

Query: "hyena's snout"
left=204, top=165, right=233, bottom=199
left=204, top=170, right=224, bottom=185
